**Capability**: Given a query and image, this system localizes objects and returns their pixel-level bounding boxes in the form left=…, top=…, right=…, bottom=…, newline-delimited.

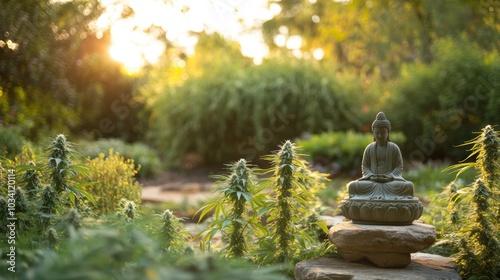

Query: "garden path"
left=140, top=168, right=216, bottom=204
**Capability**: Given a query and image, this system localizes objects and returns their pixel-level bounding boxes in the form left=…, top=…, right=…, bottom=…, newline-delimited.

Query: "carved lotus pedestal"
left=340, top=198, right=424, bottom=225
left=328, top=221, right=436, bottom=268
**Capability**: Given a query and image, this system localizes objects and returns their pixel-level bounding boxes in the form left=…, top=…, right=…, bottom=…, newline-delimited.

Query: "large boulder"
left=328, top=221, right=436, bottom=268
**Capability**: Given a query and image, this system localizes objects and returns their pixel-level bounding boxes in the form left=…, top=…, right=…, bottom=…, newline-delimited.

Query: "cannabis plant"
left=46, top=134, right=94, bottom=206
left=160, top=209, right=188, bottom=253
left=60, top=208, right=81, bottom=235
left=117, top=200, right=138, bottom=222
left=21, top=161, right=41, bottom=200
left=47, top=227, right=58, bottom=250
left=40, top=186, right=58, bottom=232
left=14, top=187, right=33, bottom=231
left=14, top=187, right=28, bottom=213
left=255, top=140, right=328, bottom=269
left=444, top=125, right=499, bottom=279
left=197, top=159, right=263, bottom=258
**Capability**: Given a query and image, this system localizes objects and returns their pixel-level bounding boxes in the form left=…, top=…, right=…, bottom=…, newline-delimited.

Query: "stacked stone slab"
left=295, top=253, right=461, bottom=280
left=328, top=221, right=436, bottom=268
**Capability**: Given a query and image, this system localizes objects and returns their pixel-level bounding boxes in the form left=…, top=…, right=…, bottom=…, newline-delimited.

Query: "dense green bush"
left=0, top=125, right=25, bottom=159
left=77, top=150, right=142, bottom=215
left=404, top=161, right=476, bottom=196
left=78, top=138, right=161, bottom=178
left=148, top=59, right=363, bottom=167
left=390, top=39, right=500, bottom=161
left=296, top=130, right=405, bottom=175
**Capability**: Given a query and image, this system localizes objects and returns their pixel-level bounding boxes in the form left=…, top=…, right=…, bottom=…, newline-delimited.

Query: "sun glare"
left=98, top=0, right=274, bottom=70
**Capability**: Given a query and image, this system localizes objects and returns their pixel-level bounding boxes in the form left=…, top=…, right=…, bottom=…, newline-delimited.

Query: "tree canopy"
left=263, top=0, right=500, bottom=78
left=0, top=0, right=143, bottom=140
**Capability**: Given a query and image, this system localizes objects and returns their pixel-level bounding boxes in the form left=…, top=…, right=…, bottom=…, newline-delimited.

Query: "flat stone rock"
left=328, top=221, right=436, bottom=267
left=295, top=253, right=461, bottom=280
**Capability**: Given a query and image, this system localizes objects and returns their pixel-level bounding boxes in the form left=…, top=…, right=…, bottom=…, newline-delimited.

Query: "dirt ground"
left=139, top=168, right=217, bottom=204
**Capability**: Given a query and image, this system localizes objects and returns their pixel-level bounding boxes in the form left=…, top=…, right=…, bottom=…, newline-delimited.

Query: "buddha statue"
left=347, top=112, right=414, bottom=200
left=341, top=112, right=423, bottom=225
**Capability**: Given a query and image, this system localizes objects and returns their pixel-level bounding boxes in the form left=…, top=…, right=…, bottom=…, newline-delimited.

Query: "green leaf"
left=221, top=219, right=231, bottom=229
left=443, top=162, right=475, bottom=180
left=241, top=192, right=252, bottom=203
left=66, top=185, right=96, bottom=206
left=196, top=203, right=217, bottom=223
left=68, top=191, right=75, bottom=205
left=15, top=164, right=41, bottom=173
left=313, top=220, right=329, bottom=233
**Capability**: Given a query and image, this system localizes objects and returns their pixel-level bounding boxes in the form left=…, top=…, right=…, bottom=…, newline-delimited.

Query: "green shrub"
left=77, top=150, right=142, bottom=215
left=148, top=59, right=363, bottom=166
left=78, top=138, right=161, bottom=178
left=0, top=125, right=24, bottom=158
left=404, top=161, right=476, bottom=196
left=296, top=130, right=405, bottom=175
left=390, top=39, right=500, bottom=161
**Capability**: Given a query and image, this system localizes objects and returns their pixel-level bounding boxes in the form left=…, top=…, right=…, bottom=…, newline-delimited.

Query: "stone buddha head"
left=372, top=112, right=391, bottom=142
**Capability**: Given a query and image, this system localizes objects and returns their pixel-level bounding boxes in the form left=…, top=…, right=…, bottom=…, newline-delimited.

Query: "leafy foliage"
left=78, top=138, right=161, bottom=178
left=197, top=141, right=330, bottom=276
left=0, top=134, right=289, bottom=280
left=264, top=0, right=500, bottom=77
left=15, top=225, right=286, bottom=280
left=0, top=0, right=100, bottom=138
left=404, top=161, right=476, bottom=197
left=439, top=125, right=500, bottom=279
left=76, top=150, right=142, bottom=215
left=159, top=209, right=189, bottom=253
left=0, top=135, right=93, bottom=250
left=197, top=159, right=263, bottom=258
left=0, top=125, right=25, bottom=159
left=296, top=130, right=405, bottom=175
left=0, top=0, right=145, bottom=141
left=43, top=135, right=94, bottom=209
left=149, top=58, right=362, bottom=166
left=255, top=141, right=329, bottom=272
left=390, top=39, right=500, bottom=161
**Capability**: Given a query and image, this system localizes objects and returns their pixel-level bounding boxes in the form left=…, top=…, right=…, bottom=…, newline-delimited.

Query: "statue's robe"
left=348, top=142, right=414, bottom=199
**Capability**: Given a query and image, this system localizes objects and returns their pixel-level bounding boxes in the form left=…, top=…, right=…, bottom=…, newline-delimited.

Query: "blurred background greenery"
left=1, top=0, right=499, bottom=170
left=1, top=2, right=499, bottom=278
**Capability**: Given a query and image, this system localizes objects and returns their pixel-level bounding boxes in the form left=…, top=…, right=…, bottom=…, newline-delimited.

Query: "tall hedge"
left=389, top=39, right=500, bottom=162
left=148, top=59, right=362, bottom=166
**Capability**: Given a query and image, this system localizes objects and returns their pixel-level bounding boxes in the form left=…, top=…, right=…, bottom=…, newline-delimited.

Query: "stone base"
left=295, top=253, right=462, bottom=280
left=340, top=198, right=423, bottom=225
left=328, top=221, right=436, bottom=268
